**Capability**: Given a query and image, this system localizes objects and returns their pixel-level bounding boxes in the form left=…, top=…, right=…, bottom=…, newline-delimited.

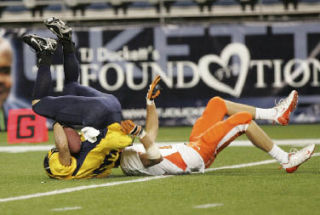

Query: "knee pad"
left=206, top=97, right=227, bottom=114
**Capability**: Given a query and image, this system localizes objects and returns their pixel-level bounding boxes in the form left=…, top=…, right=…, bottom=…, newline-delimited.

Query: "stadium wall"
left=2, top=21, right=320, bottom=126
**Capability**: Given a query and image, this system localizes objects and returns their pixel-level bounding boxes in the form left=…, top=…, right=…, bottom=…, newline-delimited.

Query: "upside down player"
left=23, top=17, right=134, bottom=179
left=118, top=78, right=315, bottom=175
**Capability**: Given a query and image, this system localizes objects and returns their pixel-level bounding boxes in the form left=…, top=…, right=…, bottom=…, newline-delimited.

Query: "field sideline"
left=0, top=124, right=319, bottom=215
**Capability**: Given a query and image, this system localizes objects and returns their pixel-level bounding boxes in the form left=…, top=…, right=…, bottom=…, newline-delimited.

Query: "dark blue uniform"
left=32, top=48, right=122, bottom=129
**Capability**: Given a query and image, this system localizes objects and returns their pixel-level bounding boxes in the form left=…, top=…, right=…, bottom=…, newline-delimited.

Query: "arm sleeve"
left=102, top=123, right=133, bottom=149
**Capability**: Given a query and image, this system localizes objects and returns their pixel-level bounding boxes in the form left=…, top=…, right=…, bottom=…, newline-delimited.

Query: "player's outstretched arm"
left=120, top=75, right=163, bottom=167
left=145, top=75, right=161, bottom=142
left=53, top=122, right=72, bottom=166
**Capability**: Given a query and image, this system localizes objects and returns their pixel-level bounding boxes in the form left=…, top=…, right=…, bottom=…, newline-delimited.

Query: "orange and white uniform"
left=121, top=143, right=204, bottom=175
left=120, top=97, right=252, bottom=176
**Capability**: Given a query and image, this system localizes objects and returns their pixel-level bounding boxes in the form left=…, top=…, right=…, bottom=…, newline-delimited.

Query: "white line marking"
left=51, top=206, right=82, bottom=212
left=0, top=175, right=171, bottom=203
left=227, top=139, right=320, bottom=147
left=0, top=153, right=319, bottom=204
left=205, top=159, right=277, bottom=172
left=0, top=145, right=53, bottom=153
left=194, top=203, right=224, bottom=209
left=206, top=152, right=320, bottom=172
left=0, top=139, right=319, bottom=153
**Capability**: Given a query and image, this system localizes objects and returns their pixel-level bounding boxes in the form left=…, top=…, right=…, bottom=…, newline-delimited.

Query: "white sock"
left=255, top=108, right=277, bottom=120
left=268, top=144, right=288, bottom=164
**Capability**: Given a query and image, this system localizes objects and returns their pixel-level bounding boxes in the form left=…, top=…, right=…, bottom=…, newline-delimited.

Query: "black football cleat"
left=44, top=17, right=72, bottom=41
left=22, top=34, right=57, bottom=54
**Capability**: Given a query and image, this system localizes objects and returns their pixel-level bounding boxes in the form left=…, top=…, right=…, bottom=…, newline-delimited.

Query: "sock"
left=255, top=108, right=277, bottom=120
left=63, top=52, right=79, bottom=83
left=268, top=144, right=288, bottom=164
left=61, top=40, right=75, bottom=53
left=37, top=52, right=53, bottom=66
left=61, top=39, right=79, bottom=84
left=32, top=64, right=52, bottom=100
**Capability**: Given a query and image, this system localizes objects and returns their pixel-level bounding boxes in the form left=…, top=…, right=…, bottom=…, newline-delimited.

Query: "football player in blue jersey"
left=22, top=17, right=157, bottom=179
left=24, top=19, right=122, bottom=130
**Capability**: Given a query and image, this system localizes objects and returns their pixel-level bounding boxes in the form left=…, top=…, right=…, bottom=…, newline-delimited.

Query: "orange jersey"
left=120, top=97, right=253, bottom=176
left=120, top=143, right=204, bottom=176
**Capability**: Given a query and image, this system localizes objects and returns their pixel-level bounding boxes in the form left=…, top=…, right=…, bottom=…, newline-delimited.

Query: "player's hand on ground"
left=121, top=120, right=144, bottom=137
left=147, top=75, right=161, bottom=101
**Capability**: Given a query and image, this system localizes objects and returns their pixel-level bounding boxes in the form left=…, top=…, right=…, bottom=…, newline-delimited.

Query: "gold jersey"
left=44, top=123, right=132, bottom=179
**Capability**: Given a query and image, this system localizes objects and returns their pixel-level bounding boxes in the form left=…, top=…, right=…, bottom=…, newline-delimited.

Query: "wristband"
left=138, top=129, right=146, bottom=139
left=146, top=98, right=155, bottom=106
left=146, top=144, right=161, bottom=159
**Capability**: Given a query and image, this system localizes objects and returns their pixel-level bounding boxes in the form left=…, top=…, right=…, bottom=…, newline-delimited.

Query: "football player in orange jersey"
left=119, top=77, right=315, bottom=175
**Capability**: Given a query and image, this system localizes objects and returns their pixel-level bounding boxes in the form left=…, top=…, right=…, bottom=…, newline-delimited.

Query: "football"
left=63, top=127, right=81, bottom=154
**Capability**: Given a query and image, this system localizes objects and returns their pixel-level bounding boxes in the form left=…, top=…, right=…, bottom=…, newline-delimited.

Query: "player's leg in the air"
left=224, top=90, right=298, bottom=125
left=23, top=34, right=121, bottom=129
left=44, top=17, right=112, bottom=98
left=188, top=96, right=315, bottom=173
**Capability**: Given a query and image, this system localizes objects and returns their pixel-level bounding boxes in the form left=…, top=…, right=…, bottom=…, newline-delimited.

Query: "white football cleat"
left=281, top=144, right=315, bottom=173
left=273, top=90, right=298, bottom=125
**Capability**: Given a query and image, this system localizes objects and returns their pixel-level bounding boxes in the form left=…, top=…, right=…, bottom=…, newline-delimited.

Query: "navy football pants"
left=32, top=49, right=122, bottom=129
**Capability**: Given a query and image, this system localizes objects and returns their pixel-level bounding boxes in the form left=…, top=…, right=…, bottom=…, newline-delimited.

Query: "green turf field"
left=0, top=124, right=319, bottom=215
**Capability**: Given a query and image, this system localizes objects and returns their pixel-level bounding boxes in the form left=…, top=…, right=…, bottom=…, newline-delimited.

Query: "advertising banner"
left=1, top=22, right=320, bottom=127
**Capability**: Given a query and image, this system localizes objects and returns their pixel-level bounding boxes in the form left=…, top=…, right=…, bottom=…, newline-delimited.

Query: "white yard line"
left=0, top=145, right=53, bottom=153
left=51, top=206, right=82, bottom=212
left=1, top=139, right=320, bottom=153
left=205, top=159, right=277, bottom=172
left=0, top=153, right=319, bottom=204
left=228, top=139, right=320, bottom=147
left=0, top=176, right=170, bottom=203
left=193, top=203, right=224, bottom=209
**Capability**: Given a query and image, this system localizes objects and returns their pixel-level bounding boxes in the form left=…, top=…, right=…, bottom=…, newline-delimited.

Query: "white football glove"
left=80, top=127, right=100, bottom=143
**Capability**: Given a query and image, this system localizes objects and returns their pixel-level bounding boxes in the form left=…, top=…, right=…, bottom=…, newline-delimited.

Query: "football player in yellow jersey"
left=43, top=75, right=162, bottom=179
left=23, top=17, right=140, bottom=179
left=44, top=122, right=132, bottom=179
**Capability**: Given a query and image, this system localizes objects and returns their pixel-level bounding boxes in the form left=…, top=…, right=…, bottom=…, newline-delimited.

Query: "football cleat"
left=44, top=17, right=72, bottom=41
left=281, top=144, right=315, bottom=173
left=273, top=90, right=298, bottom=125
left=22, top=34, right=57, bottom=54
